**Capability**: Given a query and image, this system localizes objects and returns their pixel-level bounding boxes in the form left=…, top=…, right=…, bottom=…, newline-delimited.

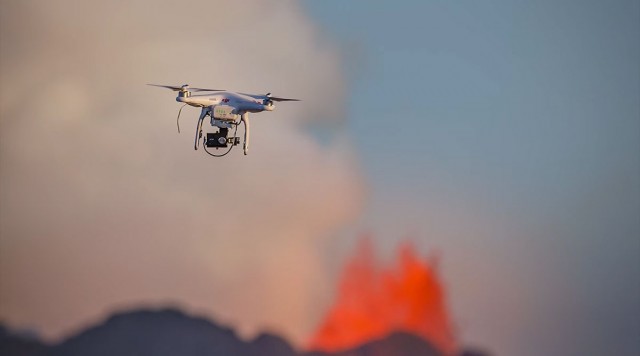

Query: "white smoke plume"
left=0, top=0, right=365, bottom=346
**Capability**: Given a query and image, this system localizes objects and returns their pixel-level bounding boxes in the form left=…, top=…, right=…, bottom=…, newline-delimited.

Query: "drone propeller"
left=265, top=92, right=300, bottom=102
left=238, top=92, right=301, bottom=104
left=147, top=84, right=224, bottom=92
left=147, top=83, right=189, bottom=91
left=190, top=87, right=225, bottom=92
left=257, top=93, right=300, bottom=106
left=269, top=97, right=301, bottom=102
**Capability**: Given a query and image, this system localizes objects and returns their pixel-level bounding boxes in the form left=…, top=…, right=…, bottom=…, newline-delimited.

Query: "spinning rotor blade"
left=147, top=84, right=225, bottom=92
left=265, top=92, right=300, bottom=102
left=269, top=97, right=300, bottom=102
left=147, top=83, right=187, bottom=91
left=189, top=87, right=225, bottom=92
left=240, top=92, right=301, bottom=102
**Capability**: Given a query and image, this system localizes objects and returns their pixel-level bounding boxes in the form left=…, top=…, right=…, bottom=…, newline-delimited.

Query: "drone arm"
left=241, top=112, right=250, bottom=155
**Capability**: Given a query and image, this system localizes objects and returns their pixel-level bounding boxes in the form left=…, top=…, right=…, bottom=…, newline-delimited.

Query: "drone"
left=148, top=84, right=300, bottom=156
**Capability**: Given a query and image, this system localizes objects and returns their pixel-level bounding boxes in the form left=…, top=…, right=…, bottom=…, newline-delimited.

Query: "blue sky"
left=303, top=1, right=639, bottom=355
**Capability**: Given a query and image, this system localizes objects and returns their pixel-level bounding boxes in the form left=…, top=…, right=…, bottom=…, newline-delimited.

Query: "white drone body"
left=149, top=84, right=299, bottom=156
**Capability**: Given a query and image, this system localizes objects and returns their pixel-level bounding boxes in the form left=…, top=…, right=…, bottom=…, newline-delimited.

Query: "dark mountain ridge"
left=1, top=308, right=489, bottom=356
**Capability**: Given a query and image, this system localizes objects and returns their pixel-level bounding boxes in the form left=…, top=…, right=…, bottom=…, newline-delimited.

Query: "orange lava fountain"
left=307, top=238, right=457, bottom=355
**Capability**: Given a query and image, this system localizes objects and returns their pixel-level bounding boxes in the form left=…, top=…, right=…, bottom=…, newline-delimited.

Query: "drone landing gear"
left=194, top=107, right=208, bottom=150
left=241, top=112, right=250, bottom=155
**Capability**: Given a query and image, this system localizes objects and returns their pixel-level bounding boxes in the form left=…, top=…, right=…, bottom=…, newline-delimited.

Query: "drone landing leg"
left=194, top=108, right=208, bottom=150
left=241, top=112, right=250, bottom=155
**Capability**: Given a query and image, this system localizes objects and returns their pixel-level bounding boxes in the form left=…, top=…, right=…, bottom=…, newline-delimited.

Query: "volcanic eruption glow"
left=307, top=238, right=457, bottom=355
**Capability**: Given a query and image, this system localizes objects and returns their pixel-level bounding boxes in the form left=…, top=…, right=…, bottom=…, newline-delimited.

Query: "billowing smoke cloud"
left=0, top=0, right=364, bottom=346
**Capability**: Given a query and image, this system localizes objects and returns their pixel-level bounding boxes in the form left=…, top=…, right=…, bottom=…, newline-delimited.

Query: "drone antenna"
left=176, top=104, right=187, bottom=133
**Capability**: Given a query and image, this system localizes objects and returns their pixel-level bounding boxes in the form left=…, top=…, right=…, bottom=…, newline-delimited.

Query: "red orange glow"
left=307, top=238, right=457, bottom=355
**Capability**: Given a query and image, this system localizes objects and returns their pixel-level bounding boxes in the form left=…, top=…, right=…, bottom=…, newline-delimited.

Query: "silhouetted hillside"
left=304, top=331, right=442, bottom=356
left=0, top=308, right=489, bottom=356
left=46, top=308, right=295, bottom=356
left=0, top=325, right=47, bottom=356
